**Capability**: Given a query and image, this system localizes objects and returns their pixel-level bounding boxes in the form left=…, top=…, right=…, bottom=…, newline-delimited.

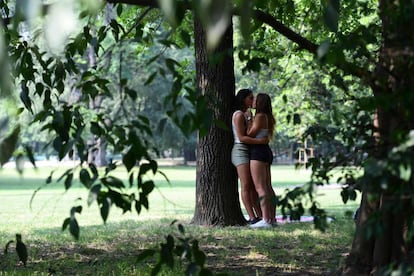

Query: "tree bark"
left=191, top=17, right=244, bottom=226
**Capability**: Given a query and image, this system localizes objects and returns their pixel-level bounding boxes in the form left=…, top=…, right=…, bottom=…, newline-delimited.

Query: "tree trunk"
left=343, top=1, right=414, bottom=274
left=191, top=17, right=245, bottom=226
left=86, top=4, right=117, bottom=167
left=87, top=46, right=108, bottom=167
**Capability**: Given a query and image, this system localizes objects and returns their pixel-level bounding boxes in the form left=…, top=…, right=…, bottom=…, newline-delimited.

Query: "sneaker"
left=247, top=217, right=262, bottom=225
left=249, top=219, right=272, bottom=228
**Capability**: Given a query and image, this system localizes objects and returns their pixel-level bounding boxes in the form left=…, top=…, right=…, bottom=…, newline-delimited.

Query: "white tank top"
left=255, top=129, right=269, bottom=139
left=232, top=110, right=245, bottom=144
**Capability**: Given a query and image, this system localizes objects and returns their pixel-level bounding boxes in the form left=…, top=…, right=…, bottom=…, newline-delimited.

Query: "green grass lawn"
left=0, top=164, right=360, bottom=275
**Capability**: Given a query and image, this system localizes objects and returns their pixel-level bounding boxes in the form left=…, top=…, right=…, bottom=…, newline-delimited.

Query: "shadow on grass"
left=1, top=217, right=354, bottom=275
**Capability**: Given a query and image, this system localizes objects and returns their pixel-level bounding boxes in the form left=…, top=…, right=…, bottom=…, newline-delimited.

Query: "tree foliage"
left=0, top=0, right=205, bottom=239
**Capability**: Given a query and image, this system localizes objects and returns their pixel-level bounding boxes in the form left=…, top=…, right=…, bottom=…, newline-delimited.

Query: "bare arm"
left=247, top=113, right=268, bottom=139
left=234, top=112, right=268, bottom=144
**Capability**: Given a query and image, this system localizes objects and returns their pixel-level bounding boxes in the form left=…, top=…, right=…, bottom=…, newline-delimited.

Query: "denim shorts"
left=231, top=143, right=249, bottom=166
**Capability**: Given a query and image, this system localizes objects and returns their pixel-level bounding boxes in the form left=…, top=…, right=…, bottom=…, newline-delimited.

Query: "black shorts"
left=249, top=144, right=273, bottom=164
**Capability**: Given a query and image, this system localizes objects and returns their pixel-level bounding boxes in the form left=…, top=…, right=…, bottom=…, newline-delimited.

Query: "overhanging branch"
left=107, top=0, right=159, bottom=8
left=251, top=9, right=318, bottom=54
left=105, top=1, right=369, bottom=80
left=2, top=0, right=370, bottom=80
left=248, top=9, right=368, bottom=80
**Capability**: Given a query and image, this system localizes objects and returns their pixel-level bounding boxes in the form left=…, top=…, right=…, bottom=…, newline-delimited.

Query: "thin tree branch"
left=250, top=9, right=318, bottom=54
left=247, top=9, right=370, bottom=81
left=106, top=0, right=159, bottom=8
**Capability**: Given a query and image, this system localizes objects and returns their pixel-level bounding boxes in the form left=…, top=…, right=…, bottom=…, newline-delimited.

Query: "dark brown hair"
left=235, top=89, right=253, bottom=110
left=255, top=93, right=276, bottom=137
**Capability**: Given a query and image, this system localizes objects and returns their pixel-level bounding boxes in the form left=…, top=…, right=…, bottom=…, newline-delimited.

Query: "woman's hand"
left=245, top=109, right=253, bottom=122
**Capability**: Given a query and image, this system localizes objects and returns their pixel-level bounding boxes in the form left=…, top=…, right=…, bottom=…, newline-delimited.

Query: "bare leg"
left=266, top=164, right=276, bottom=223
left=250, top=160, right=272, bottom=222
left=237, top=163, right=257, bottom=220
left=250, top=188, right=262, bottom=218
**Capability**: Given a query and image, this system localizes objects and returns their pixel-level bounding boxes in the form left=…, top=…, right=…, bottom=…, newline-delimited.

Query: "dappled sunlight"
left=1, top=166, right=353, bottom=274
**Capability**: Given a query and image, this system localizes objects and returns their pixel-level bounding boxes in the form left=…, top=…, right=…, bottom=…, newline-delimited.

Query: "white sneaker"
left=249, top=219, right=272, bottom=228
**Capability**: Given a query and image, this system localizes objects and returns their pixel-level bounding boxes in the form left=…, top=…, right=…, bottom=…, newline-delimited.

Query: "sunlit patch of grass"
left=0, top=165, right=357, bottom=274
left=0, top=218, right=354, bottom=275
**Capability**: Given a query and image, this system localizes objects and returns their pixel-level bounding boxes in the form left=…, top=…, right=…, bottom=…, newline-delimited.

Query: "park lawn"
left=0, top=164, right=359, bottom=275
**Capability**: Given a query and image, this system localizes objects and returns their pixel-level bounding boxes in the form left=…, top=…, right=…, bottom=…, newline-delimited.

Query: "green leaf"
left=140, top=193, right=149, bottom=209
left=125, top=87, right=137, bottom=101
left=110, top=19, right=120, bottom=41
left=135, top=200, right=142, bottom=214
left=64, top=172, right=74, bottom=190
left=399, top=164, right=411, bottom=182
left=35, top=82, right=44, bottom=96
left=88, top=184, right=101, bottom=206
left=24, top=145, right=36, bottom=168
left=116, top=3, right=123, bottom=16
left=180, top=30, right=191, bottom=46
left=19, top=82, right=32, bottom=113
left=46, top=173, right=53, bottom=184
left=286, top=114, right=291, bottom=124
left=0, top=125, right=20, bottom=166
left=100, top=197, right=111, bottom=223
left=90, top=122, right=102, bottom=135
left=98, top=26, right=108, bottom=42
left=42, top=72, right=52, bottom=86
left=79, top=168, right=92, bottom=188
left=340, top=189, right=349, bottom=204
left=109, top=190, right=132, bottom=212
left=293, top=114, right=301, bottom=125
left=144, top=72, right=157, bottom=85
left=123, top=149, right=136, bottom=172
left=165, top=58, right=178, bottom=72
left=178, top=224, right=185, bottom=234
left=70, top=206, right=83, bottom=216
left=245, top=57, right=268, bottom=73
left=139, top=161, right=157, bottom=177
left=101, top=176, right=125, bottom=189
left=142, top=181, right=154, bottom=195
left=55, top=60, right=66, bottom=81
left=89, top=163, right=98, bottom=181
left=43, top=89, right=51, bottom=108
left=62, top=218, right=70, bottom=231
left=69, top=218, right=80, bottom=240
